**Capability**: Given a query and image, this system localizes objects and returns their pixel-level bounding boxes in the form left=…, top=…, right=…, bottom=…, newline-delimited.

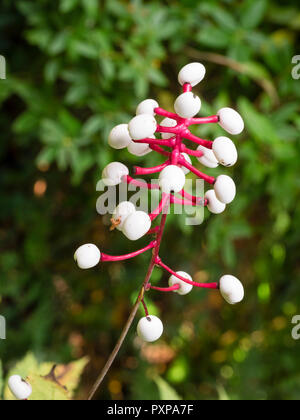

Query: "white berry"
left=213, top=136, right=238, bottom=167
left=174, top=92, right=201, bottom=118
left=102, top=162, right=129, bottom=186
left=136, top=99, right=159, bottom=116
left=112, top=202, right=136, bottom=231
left=197, top=145, right=219, bottom=168
left=127, top=140, right=152, bottom=156
left=160, top=117, right=177, bottom=139
left=205, top=190, right=226, bottom=214
left=128, top=114, right=157, bottom=140
left=178, top=62, right=206, bottom=87
left=137, top=315, right=164, bottom=342
left=108, top=124, right=132, bottom=150
left=220, top=275, right=244, bottom=304
left=218, top=108, right=244, bottom=135
left=74, top=244, right=101, bottom=269
left=180, top=153, right=192, bottom=175
left=214, top=175, right=236, bottom=204
left=159, top=165, right=186, bottom=193
left=169, top=271, right=193, bottom=296
left=122, top=211, right=151, bottom=241
left=8, top=375, right=32, bottom=400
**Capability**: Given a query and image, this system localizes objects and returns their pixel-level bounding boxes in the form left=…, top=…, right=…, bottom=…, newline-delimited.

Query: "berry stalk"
left=88, top=199, right=170, bottom=400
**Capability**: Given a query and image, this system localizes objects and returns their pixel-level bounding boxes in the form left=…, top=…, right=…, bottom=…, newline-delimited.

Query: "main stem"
left=87, top=200, right=169, bottom=400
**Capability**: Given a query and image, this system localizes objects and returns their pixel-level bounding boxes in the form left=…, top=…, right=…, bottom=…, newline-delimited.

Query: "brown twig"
left=87, top=200, right=170, bottom=400
left=186, top=48, right=279, bottom=107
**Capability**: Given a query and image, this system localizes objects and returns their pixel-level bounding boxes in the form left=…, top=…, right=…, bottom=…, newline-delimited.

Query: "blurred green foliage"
left=0, top=0, right=300, bottom=400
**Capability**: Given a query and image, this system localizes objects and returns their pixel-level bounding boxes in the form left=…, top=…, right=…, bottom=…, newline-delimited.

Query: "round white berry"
left=220, top=275, right=244, bottom=305
left=205, top=190, right=226, bottom=214
left=128, top=114, right=157, bottom=140
left=178, top=62, right=206, bottom=87
left=108, top=124, right=132, bottom=150
left=160, top=118, right=177, bottom=139
left=212, top=136, right=238, bottom=167
left=159, top=165, right=186, bottom=193
left=127, top=140, right=152, bottom=156
left=218, top=108, right=244, bottom=135
left=174, top=92, right=201, bottom=118
left=8, top=375, right=32, bottom=400
left=214, top=175, right=236, bottom=204
left=137, top=315, right=164, bottom=342
left=112, top=201, right=136, bottom=231
left=169, top=271, right=193, bottom=296
left=197, top=145, right=219, bottom=168
left=180, top=153, right=192, bottom=175
left=74, top=244, right=101, bottom=269
left=122, top=211, right=151, bottom=241
left=102, top=162, right=129, bottom=186
left=136, top=99, right=159, bottom=116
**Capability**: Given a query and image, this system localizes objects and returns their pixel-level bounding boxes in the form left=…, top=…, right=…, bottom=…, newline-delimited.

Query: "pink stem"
left=154, top=107, right=179, bottom=120
left=134, top=162, right=169, bottom=176
left=157, top=260, right=219, bottom=289
left=183, top=83, right=192, bottom=93
left=170, top=196, right=197, bottom=206
left=182, top=131, right=213, bottom=149
left=181, top=144, right=204, bottom=158
left=189, top=115, right=219, bottom=125
left=149, top=194, right=170, bottom=221
left=150, top=144, right=171, bottom=157
left=179, top=189, right=207, bottom=206
left=178, top=158, right=216, bottom=185
left=147, top=226, right=160, bottom=235
left=149, top=284, right=180, bottom=292
left=156, top=125, right=179, bottom=135
left=122, top=175, right=160, bottom=190
left=141, top=298, right=149, bottom=317
left=101, top=241, right=157, bottom=262
left=133, top=138, right=174, bottom=147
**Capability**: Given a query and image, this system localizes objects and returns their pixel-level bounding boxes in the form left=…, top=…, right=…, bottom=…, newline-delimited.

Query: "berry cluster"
left=75, top=63, right=245, bottom=343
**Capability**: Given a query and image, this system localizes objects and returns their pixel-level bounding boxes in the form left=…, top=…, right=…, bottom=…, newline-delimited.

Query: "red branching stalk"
left=87, top=82, right=221, bottom=400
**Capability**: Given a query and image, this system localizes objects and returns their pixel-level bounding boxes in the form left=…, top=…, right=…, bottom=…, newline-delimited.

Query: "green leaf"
left=82, top=115, right=104, bottom=137
left=28, top=373, right=69, bottom=401
left=82, top=0, right=99, bottom=18
left=242, top=61, right=272, bottom=81
left=44, top=60, right=61, bottom=83
left=198, top=3, right=237, bottom=31
left=41, top=119, right=65, bottom=145
left=59, top=109, right=81, bottom=136
left=54, top=357, right=89, bottom=394
left=217, top=384, right=230, bottom=401
left=197, top=26, right=231, bottom=48
left=238, top=97, right=281, bottom=144
left=210, top=8, right=238, bottom=32
left=48, top=31, right=69, bottom=55
left=153, top=376, right=182, bottom=401
left=13, top=112, right=39, bottom=134
left=60, top=0, right=79, bottom=13
left=71, top=41, right=99, bottom=59
left=241, top=0, right=268, bottom=29
left=4, top=353, right=89, bottom=400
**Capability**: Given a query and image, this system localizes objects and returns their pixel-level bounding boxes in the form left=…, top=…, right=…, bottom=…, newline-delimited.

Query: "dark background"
left=0, top=0, right=300, bottom=400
